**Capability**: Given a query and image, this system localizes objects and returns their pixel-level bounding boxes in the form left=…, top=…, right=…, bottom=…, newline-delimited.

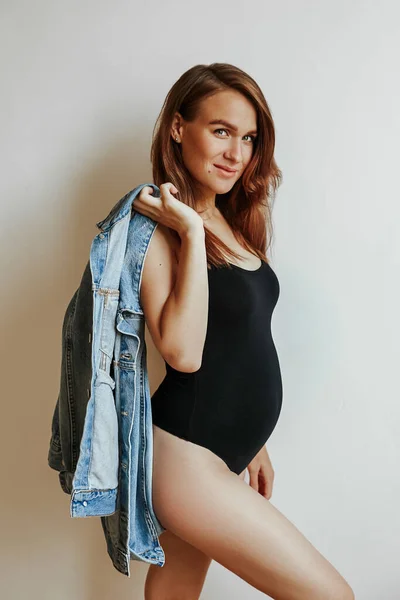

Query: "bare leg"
left=145, top=466, right=247, bottom=600
left=149, top=425, right=354, bottom=600
left=144, top=530, right=212, bottom=600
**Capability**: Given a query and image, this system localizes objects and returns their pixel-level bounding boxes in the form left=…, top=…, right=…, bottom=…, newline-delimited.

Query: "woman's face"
left=173, top=89, right=258, bottom=201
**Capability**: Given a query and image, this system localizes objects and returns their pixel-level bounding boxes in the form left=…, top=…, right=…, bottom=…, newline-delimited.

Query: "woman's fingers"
left=132, top=182, right=202, bottom=236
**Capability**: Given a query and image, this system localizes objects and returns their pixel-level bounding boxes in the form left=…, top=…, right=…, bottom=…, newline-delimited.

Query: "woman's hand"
left=247, top=445, right=275, bottom=500
left=133, top=182, right=204, bottom=238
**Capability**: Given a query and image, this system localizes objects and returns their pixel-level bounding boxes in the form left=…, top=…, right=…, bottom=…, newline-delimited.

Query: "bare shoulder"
left=143, top=223, right=180, bottom=276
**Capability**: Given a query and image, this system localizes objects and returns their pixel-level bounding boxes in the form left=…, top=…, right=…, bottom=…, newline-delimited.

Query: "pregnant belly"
left=191, top=348, right=283, bottom=457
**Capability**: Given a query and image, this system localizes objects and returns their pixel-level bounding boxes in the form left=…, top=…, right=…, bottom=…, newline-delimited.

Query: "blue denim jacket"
left=48, top=183, right=167, bottom=577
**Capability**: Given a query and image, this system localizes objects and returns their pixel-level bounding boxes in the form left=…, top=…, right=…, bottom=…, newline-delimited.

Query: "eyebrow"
left=208, top=119, right=258, bottom=135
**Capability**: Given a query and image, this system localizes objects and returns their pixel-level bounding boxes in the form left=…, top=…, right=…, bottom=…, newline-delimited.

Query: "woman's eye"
left=214, top=129, right=256, bottom=143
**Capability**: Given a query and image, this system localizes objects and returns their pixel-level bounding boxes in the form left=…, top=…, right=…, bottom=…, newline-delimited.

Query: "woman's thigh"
left=152, top=425, right=353, bottom=600
left=145, top=451, right=246, bottom=599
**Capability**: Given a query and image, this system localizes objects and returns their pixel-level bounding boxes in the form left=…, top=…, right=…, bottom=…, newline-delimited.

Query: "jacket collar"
left=95, top=183, right=160, bottom=232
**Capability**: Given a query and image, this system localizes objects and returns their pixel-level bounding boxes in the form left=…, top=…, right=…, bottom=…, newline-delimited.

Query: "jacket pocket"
left=116, top=309, right=142, bottom=365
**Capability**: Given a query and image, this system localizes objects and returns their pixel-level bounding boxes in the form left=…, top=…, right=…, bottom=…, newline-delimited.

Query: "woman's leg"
left=150, top=426, right=354, bottom=600
left=144, top=530, right=212, bottom=600
left=145, top=467, right=247, bottom=600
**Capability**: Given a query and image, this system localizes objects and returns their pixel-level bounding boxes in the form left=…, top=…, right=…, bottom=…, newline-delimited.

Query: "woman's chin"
left=193, top=175, right=238, bottom=196
left=209, top=177, right=237, bottom=194
left=215, top=183, right=236, bottom=195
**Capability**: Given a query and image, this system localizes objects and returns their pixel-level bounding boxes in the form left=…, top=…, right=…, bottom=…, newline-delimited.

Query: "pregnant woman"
left=134, top=63, right=354, bottom=600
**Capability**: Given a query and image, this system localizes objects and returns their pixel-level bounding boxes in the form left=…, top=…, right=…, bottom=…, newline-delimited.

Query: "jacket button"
left=83, top=501, right=88, bottom=506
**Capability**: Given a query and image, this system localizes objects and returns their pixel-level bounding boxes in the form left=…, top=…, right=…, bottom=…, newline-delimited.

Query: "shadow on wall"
left=2, top=131, right=168, bottom=599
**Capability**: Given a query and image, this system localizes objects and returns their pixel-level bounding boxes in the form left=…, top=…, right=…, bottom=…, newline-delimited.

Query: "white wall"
left=1, top=1, right=399, bottom=598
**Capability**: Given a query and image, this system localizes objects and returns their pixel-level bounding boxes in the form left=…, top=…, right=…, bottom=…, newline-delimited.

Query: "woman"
left=134, top=63, right=354, bottom=600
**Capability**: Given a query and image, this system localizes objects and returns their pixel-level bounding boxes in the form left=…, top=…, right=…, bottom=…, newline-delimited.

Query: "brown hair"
left=150, top=62, right=282, bottom=268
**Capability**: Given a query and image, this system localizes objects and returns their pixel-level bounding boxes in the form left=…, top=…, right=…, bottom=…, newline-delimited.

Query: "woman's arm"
left=140, top=222, right=208, bottom=372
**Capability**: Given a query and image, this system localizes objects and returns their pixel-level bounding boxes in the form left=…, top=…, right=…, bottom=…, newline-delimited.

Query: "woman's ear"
left=171, top=112, right=183, bottom=142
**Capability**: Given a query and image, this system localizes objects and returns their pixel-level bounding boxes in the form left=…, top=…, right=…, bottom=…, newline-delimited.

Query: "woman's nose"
left=224, top=139, right=242, bottom=163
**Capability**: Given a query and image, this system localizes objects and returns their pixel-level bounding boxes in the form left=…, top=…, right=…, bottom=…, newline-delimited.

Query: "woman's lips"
left=214, top=164, right=237, bottom=177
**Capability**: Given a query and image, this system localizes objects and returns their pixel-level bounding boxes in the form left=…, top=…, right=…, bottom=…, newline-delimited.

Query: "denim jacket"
left=48, top=183, right=167, bottom=577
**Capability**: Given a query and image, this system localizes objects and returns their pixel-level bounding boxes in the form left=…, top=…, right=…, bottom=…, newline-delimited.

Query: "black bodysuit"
left=151, top=258, right=283, bottom=475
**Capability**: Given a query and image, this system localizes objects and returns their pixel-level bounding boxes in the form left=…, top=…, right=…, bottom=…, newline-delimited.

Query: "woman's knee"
left=300, top=563, right=355, bottom=600
left=324, top=579, right=355, bottom=600
left=340, top=582, right=355, bottom=600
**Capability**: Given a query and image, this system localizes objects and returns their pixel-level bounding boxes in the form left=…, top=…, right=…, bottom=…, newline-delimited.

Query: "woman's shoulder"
left=153, top=222, right=180, bottom=258
left=142, top=222, right=180, bottom=279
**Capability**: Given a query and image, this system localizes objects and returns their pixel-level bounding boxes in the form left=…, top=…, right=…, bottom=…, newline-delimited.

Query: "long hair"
left=150, top=63, right=282, bottom=268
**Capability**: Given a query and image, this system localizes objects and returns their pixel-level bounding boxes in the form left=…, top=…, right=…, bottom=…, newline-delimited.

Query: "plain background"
left=1, top=1, right=399, bottom=598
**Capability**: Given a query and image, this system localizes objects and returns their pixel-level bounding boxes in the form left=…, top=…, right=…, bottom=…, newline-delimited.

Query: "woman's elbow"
left=164, top=349, right=202, bottom=373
